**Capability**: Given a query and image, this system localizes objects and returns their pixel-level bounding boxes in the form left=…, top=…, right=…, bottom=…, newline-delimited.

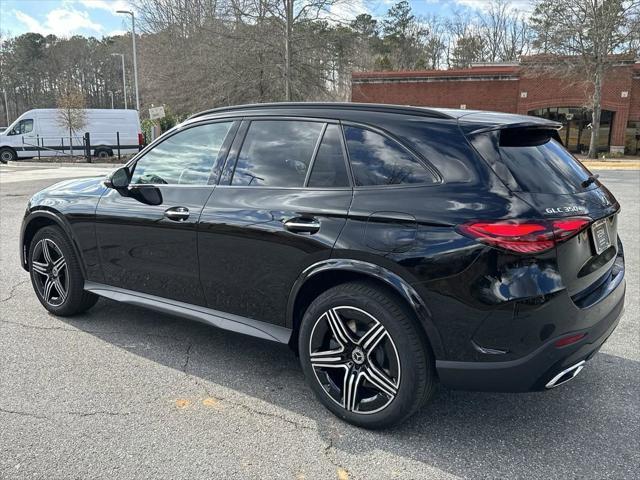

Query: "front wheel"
left=0, top=147, right=17, bottom=163
left=298, top=281, right=436, bottom=429
left=29, top=226, right=98, bottom=316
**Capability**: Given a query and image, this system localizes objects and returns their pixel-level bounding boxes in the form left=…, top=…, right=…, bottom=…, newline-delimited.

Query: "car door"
left=198, top=118, right=353, bottom=325
left=95, top=120, right=239, bottom=305
left=6, top=117, right=36, bottom=157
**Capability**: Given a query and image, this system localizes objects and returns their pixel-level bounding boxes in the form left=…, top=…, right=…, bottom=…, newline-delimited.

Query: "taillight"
left=457, top=217, right=590, bottom=254
left=138, top=133, right=144, bottom=146
left=552, top=218, right=590, bottom=239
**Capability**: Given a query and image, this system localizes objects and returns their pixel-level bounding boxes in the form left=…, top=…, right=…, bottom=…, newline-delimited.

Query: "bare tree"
left=2, top=0, right=550, bottom=117
left=446, top=9, right=483, bottom=68
left=56, top=89, right=87, bottom=156
left=478, top=0, right=531, bottom=62
left=530, top=0, right=640, bottom=158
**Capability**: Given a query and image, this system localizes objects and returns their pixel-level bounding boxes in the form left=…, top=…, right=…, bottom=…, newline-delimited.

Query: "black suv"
left=20, top=103, right=625, bottom=428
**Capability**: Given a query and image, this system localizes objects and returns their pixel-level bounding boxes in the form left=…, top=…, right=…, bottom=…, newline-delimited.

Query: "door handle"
left=164, top=206, right=190, bottom=221
left=284, top=217, right=320, bottom=234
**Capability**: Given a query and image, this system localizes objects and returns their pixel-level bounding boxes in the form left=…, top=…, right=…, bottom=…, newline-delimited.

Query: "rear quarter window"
left=343, top=125, right=437, bottom=187
left=368, top=118, right=480, bottom=184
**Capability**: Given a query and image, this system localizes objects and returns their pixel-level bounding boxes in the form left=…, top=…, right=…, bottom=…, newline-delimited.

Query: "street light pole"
left=117, top=10, right=140, bottom=111
left=108, top=90, right=114, bottom=109
left=2, top=88, right=9, bottom=124
left=111, top=53, right=127, bottom=110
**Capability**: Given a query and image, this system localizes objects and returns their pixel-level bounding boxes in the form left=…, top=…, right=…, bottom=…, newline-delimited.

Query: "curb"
left=582, top=162, right=640, bottom=170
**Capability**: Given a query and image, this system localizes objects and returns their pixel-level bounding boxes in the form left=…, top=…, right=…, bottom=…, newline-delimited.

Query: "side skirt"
left=84, top=281, right=292, bottom=344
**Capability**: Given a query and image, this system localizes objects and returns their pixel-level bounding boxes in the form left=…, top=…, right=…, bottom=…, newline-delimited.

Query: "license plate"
left=591, top=219, right=611, bottom=255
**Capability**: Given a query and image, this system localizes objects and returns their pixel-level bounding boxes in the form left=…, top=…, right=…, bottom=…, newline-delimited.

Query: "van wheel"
left=298, top=281, right=436, bottom=429
left=29, top=226, right=98, bottom=316
left=0, top=147, right=17, bottom=163
left=94, top=148, right=112, bottom=159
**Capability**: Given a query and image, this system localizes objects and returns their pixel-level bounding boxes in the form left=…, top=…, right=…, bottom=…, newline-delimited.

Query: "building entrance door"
left=529, top=107, right=613, bottom=153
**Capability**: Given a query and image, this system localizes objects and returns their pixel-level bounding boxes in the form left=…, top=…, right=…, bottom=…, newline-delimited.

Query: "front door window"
left=8, top=119, right=33, bottom=135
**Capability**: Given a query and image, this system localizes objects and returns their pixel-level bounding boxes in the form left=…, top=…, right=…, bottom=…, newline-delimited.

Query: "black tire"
left=298, top=281, right=436, bottom=429
left=94, top=148, right=112, bottom=159
left=28, top=226, right=98, bottom=316
left=0, top=147, right=17, bottom=163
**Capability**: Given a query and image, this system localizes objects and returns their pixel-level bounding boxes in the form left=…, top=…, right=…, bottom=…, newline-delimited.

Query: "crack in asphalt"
left=323, top=438, right=353, bottom=479
left=0, top=319, right=185, bottom=342
left=0, top=407, right=48, bottom=420
left=222, top=396, right=316, bottom=431
left=0, top=280, right=30, bottom=303
left=62, top=410, right=135, bottom=417
left=0, top=319, right=77, bottom=332
left=0, top=407, right=135, bottom=421
left=180, top=354, right=317, bottom=434
left=182, top=342, right=193, bottom=373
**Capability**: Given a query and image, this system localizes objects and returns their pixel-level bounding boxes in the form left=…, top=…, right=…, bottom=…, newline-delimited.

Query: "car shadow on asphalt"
left=58, top=298, right=639, bottom=479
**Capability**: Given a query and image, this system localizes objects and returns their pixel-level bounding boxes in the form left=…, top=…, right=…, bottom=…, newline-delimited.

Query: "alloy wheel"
left=308, top=306, right=401, bottom=414
left=31, top=238, right=69, bottom=307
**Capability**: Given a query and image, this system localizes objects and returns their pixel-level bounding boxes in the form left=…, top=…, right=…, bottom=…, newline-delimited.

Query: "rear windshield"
left=471, top=129, right=595, bottom=194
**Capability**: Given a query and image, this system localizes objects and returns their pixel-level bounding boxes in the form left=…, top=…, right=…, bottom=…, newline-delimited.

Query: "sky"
left=0, top=0, right=536, bottom=39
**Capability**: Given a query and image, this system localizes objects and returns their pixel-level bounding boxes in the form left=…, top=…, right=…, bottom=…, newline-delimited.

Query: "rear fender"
left=287, top=258, right=445, bottom=358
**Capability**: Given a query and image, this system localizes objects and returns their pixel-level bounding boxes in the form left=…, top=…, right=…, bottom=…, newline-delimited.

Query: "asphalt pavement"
left=1, top=164, right=638, bottom=480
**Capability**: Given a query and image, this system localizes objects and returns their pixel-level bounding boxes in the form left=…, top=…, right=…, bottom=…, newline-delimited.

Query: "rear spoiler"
left=464, top=121, right=562, bottom=136
left=464, top=122, right=564, bottom=147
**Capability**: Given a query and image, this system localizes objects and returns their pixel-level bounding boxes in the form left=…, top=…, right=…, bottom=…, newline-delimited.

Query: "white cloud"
left=77, top=0, right=133, bottom=12
left=454, top=0, right=534, bottom=11
left=323, top=0, right=371, bottom=23
left=13, top=7, right=103, bottom=37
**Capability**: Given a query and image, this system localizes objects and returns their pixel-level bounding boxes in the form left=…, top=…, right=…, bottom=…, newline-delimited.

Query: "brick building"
left=351, top=60, right=640, bottom=154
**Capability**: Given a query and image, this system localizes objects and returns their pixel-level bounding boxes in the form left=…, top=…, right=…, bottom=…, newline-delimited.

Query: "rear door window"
left=232, top=120, right=323, bottom=187
left=343, top=125, right=437, bottom=186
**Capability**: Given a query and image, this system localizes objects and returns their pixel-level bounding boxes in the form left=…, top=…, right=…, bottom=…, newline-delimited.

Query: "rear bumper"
left=436, top=277, right=625, bottom=392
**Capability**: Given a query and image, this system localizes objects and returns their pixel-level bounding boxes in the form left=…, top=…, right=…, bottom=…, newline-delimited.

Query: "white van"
left=0, top=109, right=142, bottom=163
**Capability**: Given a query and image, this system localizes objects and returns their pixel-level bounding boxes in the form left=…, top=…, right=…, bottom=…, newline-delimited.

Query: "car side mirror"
left=130, top=185, right=163, bottom=206
left=105, top=166, right=130, bottom=189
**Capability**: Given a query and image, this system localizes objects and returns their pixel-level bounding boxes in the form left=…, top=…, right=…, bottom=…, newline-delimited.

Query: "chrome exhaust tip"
left=545, top=360, right=586, bottom=389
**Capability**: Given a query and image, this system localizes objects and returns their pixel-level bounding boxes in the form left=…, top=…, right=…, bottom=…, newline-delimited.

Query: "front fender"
left=286, top=258, right=445, bottom=358
left=20, top=209, right=85, bottom=276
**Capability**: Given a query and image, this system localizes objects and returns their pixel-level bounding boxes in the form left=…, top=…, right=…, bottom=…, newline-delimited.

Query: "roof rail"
left=187, top=102, right=454, bottom=120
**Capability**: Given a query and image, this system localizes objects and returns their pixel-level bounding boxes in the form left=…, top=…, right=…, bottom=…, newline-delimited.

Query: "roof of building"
left=352, top=56, right=640, bottom=81
left=352, top=65, right=519, bottom=81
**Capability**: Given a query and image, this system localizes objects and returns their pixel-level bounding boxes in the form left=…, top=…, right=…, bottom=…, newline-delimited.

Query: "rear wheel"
left=299, top=281, right=435, bottom=429
left=0, top=147, right=17, bottom=163
left=29, top=226, right=98, bottom=316
left=94, top=147, right=112, bottom=159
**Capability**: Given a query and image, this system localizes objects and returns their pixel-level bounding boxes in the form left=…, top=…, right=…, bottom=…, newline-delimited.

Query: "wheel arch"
left=286, top=259, right=445, bottom=358
left=20, top=209, right=86, bottom=277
